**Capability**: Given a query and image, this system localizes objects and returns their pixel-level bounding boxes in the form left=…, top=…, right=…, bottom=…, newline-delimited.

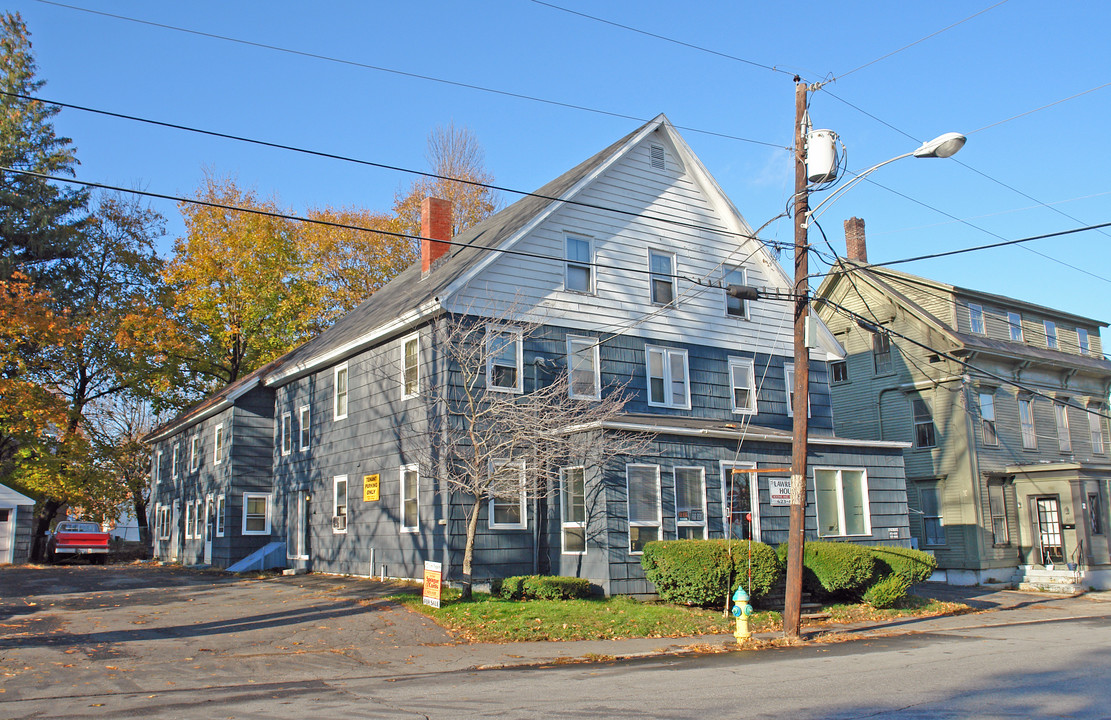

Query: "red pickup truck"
left=47, top=521, right=111, bottom=564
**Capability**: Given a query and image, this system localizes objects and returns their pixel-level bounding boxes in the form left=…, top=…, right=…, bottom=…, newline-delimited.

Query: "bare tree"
left=410, top=311, right=649, bottom=599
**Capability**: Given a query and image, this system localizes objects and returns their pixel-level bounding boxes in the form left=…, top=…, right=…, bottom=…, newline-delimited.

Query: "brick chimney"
left=420, top=197, right=453, bottom=276
left=844, top=216, right=867, bottom=263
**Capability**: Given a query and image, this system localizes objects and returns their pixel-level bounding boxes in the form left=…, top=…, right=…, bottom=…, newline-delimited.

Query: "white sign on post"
left=768, top=478, right=792, bottom=506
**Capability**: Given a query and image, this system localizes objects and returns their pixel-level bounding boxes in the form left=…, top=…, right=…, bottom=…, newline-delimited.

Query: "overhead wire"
left=33, top=0, right=785, bottom=149
left=0, top=90, right=793, bottom=253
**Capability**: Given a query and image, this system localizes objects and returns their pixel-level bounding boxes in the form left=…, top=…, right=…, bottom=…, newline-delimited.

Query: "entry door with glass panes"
left=720, top=463, right=760, bottom=541
left=1034, top=496, right=1065, bottom=565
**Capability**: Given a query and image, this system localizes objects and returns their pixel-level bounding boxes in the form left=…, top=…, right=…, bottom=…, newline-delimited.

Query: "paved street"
left=3, top=565, right=1110, bottom=719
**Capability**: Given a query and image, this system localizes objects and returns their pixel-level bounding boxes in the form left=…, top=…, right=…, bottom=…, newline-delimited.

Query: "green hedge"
left=641, top=539, right=781, bottom=607
left=494, top=575, right=592, bottom=601
left=862, top=573, right=910, bottom=609
left=777, top=540, right=876, bottom=600
left=867, top=546, right=937, bottom=585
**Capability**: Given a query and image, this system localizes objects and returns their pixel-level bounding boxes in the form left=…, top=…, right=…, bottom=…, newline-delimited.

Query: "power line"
left=0, top=165, right=738, bottom=287
left=34, top=0, right=785, bottom=149
left=2, top=89, right=792, bottom=252
left=834, top=0, right=1012, bottom=81
left=527, top=0, right=793, bottom=77
left=967, top=81, right=1111, bottom=135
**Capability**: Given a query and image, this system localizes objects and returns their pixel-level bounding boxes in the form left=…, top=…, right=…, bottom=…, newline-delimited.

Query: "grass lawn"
left=395, top=589, right=969, bottom=643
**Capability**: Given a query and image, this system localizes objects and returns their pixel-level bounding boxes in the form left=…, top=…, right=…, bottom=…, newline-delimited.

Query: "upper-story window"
left=565, top=235, right=593, bottom=294
left=402, top=333, right=419, bottom=398
left=1007, top=312, right=1024, bottom=342
left=1088, top=405, right=1104, bottom=454
left=189, top=435, right=200, bottom=471
left=567, top=336, right=600, bottom=400
left=649, top=249, right=676, bottom=305
left=831, top=360, right=849, bottom=383
left=1055, top=401, right=1072, bottom=452
left=486, top=325, right=523, bottom=393
left=213, top=424, right=224, bottom=465
left=172, top=442, right=180, bottom=479
left=1078, top=328, right=1090, bottom=356
left=872, top=332, right=892, bottom=375
left=298, top=406, right=310, bottom=451
left=729, top=357, right=757, bottom=415
left=646, top=345, right=690, bottom=409
left=724, top=266, right=748, bottom=318
left=280, top=411, right=292, bottom=456
left=1018, top=397, right=1037, bottom=449
left=1044, top=320, right=1058, bottom=349
left=968, top=304, right=985, bottom=334
left=155, top=450, right=163, bottom=484
left=784, top=363, right=810, bottom=418
left=334, top=363, right=349, bottom=420
left=913, top=398, right=936, bottom=449
left=978, top=391, right=997, bottom=446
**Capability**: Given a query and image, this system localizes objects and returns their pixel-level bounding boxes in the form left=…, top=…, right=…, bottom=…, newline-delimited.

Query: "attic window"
left=650, top=144, right=665, bottom=170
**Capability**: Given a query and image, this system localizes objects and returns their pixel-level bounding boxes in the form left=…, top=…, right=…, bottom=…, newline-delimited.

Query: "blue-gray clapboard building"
left=145, top=115, right=911, bottom=594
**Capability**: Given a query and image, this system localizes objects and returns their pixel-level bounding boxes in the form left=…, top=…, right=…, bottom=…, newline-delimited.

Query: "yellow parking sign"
left=363, top=474, right=380, bottom=502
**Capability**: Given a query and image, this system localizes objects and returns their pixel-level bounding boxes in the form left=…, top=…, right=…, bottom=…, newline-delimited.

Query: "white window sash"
left=560, top=466, right=587, bottom=555
left=488, top=459, right=527, bottom=530
left=729, top=357, right=757, bottom=414
left=333, top=475, right=348, bottom=534
left=400, top=465, right=419, bottom=532
left=674, top=466, right=707, bottom=539
left=567, top=336, right=601, bottom=400
left=402, top=333, right=420, bottom=399
left=334, top=363, right=349, bottom=420
left=298, top=406, right=310, bottom=451
left=242, top=493, right=272, bottom=535
left=814, top=467, right=871, bottom=537
left=626, top=464, right=662, bottom=554
left=213, top=425, right=224, bottom=465
left=215, top=495, right=225, bottom=537
left=486, top=325, right=524, bottom=394
left=280, top=412, right=292, bottom=456
left=646, top=346, right=690, bottom=409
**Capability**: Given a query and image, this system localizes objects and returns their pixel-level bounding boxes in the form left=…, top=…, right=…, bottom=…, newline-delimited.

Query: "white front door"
left=720, top=462, right=760, bottom=541
left=0, top=507, right=14, bottom=564
left=203, top=495, right=214, bottom=565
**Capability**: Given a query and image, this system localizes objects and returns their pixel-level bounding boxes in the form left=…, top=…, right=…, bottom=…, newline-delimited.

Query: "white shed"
left=0, top=484, right=35, bottom=564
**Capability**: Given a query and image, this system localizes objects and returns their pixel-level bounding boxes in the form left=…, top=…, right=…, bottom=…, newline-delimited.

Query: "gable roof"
left=818, top=260, right=1111, bottom=374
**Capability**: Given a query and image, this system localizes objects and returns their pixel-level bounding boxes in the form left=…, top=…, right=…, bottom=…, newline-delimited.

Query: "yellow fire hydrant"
left=731, top=587, right=753, bottom=642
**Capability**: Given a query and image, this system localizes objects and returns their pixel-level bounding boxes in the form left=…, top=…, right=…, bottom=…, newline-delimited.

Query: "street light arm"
left=803, top=151, right=913, bottom=228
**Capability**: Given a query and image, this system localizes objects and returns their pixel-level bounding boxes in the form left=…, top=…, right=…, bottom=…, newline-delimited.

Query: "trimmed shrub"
left=777, top=540, right=876, bottom=600
left=496, top=575, right=591, bottom=601
left=867, top=546, right=937, bottom=585
left=641, top=539, right=781, bottom=607
left=863, top=573, right=910, bottom=609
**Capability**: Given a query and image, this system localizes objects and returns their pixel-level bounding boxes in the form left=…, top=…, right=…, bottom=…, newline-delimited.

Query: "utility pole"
left=783, top=77, right=810, bottom=638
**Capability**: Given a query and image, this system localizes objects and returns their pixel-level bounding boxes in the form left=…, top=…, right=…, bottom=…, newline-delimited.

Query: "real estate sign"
left=423, top=561, right=442, bottom=608
left=768, top=477, right=791, bottom=506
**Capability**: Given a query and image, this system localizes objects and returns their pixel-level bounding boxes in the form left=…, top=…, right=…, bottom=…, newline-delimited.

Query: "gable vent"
left=650, top=144, right=665, bottom=170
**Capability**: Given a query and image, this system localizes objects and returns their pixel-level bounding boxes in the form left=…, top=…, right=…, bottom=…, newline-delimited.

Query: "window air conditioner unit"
left=332, top=515, right=347, bottom=531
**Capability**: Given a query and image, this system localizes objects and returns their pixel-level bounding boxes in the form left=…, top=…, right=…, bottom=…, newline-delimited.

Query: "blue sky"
left=9, top=0, right=1110, bottom=330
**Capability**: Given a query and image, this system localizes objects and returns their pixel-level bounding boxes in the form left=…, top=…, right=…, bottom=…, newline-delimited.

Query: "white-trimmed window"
left=402, top=333, right=419, bottom=398
left=872, top=332, right=892, bottom=374
left=979, top=391, right=998, bottom=446
left=280, top=411, right=292, bottom=456
left=190, top=436, right=200, bottom=471
left=626, top=464, right=661, bottom=553
left=674, top=466, right=707, bottom=540
left=489, top=459, right=527, bottom=530
left=815, top=467, right=870, bottom=537
left=648, top=249, right=676, bottom=305
left=157, top=505, right=171, bottom=541
left=1008, top=311, right=1024, bottom=342
left=1055, top=402, right=1072, bottom=452
left=729, top=357, right=757, bottom=414
left=154, top=450, right=163, bottom=485
left=171, top=443, right=179, bottom=479
left=646, top=345, right=690, bottom=409
left=242, top=493, right=272, bottom=535
left=721, top=462, right=758, bottom=541
left=213, top=424, right=224, bottom=465
left=333, top=475, right=348, bottom=533
left=486, top=326, right=523, bottom=393
left=831, top=361, right=849, bottom=384
left=334, top=363, right=349, bottom=420
left=565, top=234, right=593, bottom=294
left=298, top=406, right=310, bottom=451
left=1019, top=397, right=1037, bottom=449
left=1089, top=406, right=1105, bottom=454
left=215, top=494, right=225, bottom=537
left=784, top=363, right=810, bottom=418
left=194, top=499, right=203, bottom=539
left=400, top=465, right=419, bottom=532
left=913, top=398, right=937, bottom=448
left=1045, top=320, right=1058, bottom=349
left=184, top=501, right=194, bottom=540
left=969, top=303, right=985, bottom=334
left=567, top=336, right=600, bottom=400
left=988, top=482, right=1010, bottom=545
left=1078, top=328, right=1090, bottom=355
left=560, top=466, right=586, bottom=554
left=919, top=483, right=945, bottom=546
left=724, top=266, right=748, bottom=319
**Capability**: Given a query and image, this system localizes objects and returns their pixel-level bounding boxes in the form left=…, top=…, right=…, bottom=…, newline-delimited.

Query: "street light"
left=782, top=78, right=966, bottom=640
left=804, top=131, right=967, bottom=228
